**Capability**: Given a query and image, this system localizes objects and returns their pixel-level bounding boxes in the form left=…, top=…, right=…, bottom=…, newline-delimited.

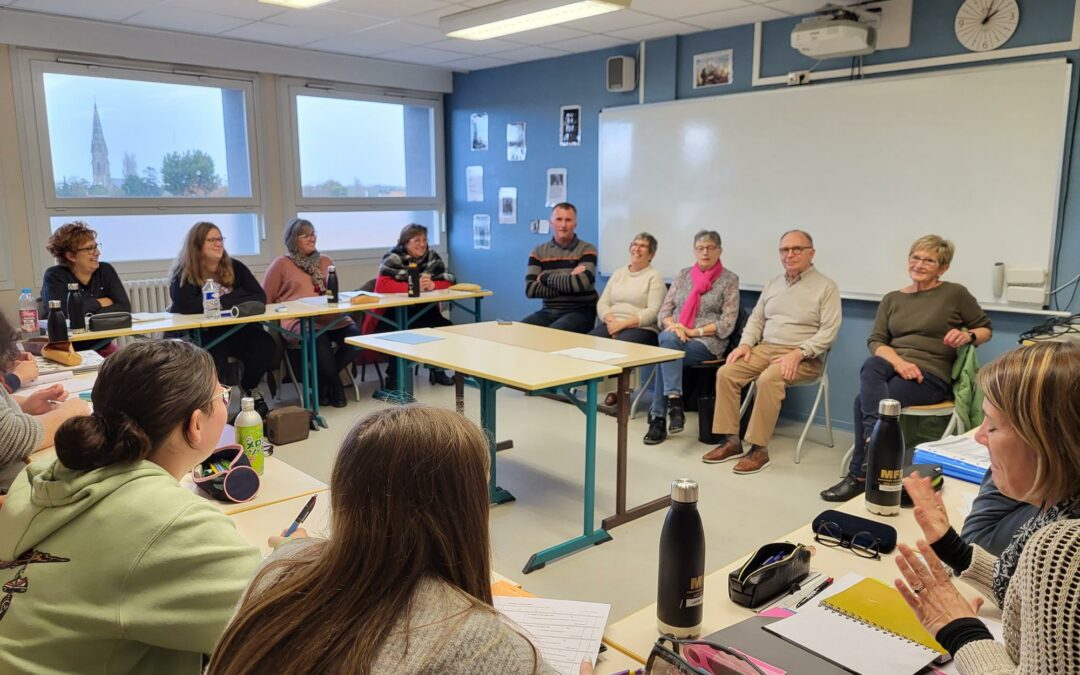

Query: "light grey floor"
left=271, top=373, right=853, bottom=623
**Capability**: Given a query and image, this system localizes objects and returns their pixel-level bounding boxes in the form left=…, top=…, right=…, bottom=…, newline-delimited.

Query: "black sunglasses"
left=814, top=520, right=881, bottom=560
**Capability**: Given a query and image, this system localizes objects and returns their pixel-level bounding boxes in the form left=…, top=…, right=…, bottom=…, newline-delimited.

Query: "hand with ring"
left=903, top=474, right=951, bottom=544
left=894, top=541, right=984, bottom=635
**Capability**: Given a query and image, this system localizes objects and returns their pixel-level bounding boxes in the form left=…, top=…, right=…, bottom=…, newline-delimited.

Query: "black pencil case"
left=728, top=542, right=811, bottom=609
left=191, top=444, right=260, bottom=503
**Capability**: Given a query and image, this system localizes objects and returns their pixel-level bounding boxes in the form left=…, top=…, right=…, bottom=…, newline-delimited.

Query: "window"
left=283, top=82, right=444, bottom=255
left=18, top=51, right=262, bottom=274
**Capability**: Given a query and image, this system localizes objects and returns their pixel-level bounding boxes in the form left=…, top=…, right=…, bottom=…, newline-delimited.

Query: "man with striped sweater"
left=521, top=203, right=598, bottom=333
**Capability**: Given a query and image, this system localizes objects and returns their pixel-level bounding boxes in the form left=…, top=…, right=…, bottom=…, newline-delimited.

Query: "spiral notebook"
left=764, top=577, right=946, bottom=675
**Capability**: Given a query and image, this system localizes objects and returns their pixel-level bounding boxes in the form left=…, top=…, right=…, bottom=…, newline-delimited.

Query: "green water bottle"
left=235, top=397, right=264, bottom=475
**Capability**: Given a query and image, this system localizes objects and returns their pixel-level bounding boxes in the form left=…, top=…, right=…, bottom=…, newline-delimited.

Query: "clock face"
left=955, top=0, right=1020, bottom=52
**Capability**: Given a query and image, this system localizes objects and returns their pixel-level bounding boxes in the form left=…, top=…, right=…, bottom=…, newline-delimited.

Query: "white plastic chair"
left=839, top=401, right=964, bottom=476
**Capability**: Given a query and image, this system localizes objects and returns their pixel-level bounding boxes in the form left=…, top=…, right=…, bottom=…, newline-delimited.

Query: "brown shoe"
left=603, top=392, right=618, bottom=407
left=733, top=447, right=770, bottom=475
left=702, top=438, right=745, bottom=464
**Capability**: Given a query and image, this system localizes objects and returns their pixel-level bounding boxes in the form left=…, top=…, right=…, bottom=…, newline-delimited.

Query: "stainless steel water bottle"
left=865, top=398, right=905, bottom=516
left=326, top=265, right=339, bottom=303
left=66, top=283, right=85, bottom=333
left=657, top=478, right=705, bottom=637
left=46, top=300, right=68, bottom=342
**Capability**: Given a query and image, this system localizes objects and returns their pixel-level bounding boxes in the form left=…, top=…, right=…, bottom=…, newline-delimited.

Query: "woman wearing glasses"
left=40, top=220, right=132, bottom=319
left=821, top=235, right=991, bottom=502
left=170, top=222, right=275, bottom=416
left=644, top=230, right=740, bottom=446
left=262, top=218, right=361, bottom=408
left=893, top=341, right=1080, bottom=674
left=0, top=339, right=260, bottom=672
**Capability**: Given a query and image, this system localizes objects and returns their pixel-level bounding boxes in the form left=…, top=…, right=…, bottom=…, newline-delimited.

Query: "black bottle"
left=657, top=479, right=705, bottom=638
left=46, top=299, right=68, bottom=342
left=326, top=265, right=339, bottom=303
left=865, top=398, right=905, bottom=516
left=66, top=283, right=85, bottom=333
left=407, top=263, right=421, bottom=298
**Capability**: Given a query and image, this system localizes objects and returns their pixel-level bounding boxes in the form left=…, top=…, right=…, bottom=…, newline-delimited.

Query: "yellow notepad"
left=822, top=578, right=946, bottom=655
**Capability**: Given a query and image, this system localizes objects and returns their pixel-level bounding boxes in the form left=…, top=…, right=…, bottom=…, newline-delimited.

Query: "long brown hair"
left=208, top=406, right=503, bottom=674
left=171, top=221, right=235, bottom=287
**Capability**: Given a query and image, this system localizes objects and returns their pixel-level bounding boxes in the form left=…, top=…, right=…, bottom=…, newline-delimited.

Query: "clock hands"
left=982, top=0, right=1000, bottom=25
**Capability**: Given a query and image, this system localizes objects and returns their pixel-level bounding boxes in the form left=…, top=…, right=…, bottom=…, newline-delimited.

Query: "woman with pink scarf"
left=644, top=230, right=740, bottom=446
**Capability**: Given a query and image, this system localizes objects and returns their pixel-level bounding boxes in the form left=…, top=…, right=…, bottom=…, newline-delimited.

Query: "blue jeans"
left=521, top=307, right=596, bottom=334
left=847, top=355, right=950, bottom=477
left=649, top=331, right=712, bottom=418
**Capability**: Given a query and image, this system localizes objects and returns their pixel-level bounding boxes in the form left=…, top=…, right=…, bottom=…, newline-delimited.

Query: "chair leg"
left=840, top=444, right=855, bottom=477
left=738, top=381, right=756, bottom=418
left=630, top=366, right=656, bottom=420
left=349, top=363, right=361, bottom=402
left=822, top=375, right=834, bottom=448
left=795, top=381, right=825, bottom=465
left=282, top=349, right=304, bottom=403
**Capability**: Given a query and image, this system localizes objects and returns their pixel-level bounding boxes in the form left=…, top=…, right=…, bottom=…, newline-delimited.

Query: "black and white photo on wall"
left=560, top=105, right=581, bottom=146
left=470, top=113, right=488, bottom=151
left=507, top=122, right=527, bottom=161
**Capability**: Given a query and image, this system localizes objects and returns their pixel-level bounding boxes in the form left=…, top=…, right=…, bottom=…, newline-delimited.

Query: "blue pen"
left=762, top=551, right=786, bottom=566
left=282, top=495, right=317, bottom=538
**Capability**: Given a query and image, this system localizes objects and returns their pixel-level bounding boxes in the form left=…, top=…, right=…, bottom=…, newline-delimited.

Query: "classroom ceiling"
left=0, top=0, right=826, bottom=72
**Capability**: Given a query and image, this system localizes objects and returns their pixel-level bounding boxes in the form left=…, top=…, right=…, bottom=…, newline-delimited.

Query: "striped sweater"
left=524, top=235, right=598, bottom=312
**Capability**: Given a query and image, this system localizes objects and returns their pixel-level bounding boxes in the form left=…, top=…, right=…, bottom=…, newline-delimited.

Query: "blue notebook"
left=376, top=332, right=444, bottom=345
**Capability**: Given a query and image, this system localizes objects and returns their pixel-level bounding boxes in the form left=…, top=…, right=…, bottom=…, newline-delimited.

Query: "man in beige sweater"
left=702, top=230, right=841, bottom=474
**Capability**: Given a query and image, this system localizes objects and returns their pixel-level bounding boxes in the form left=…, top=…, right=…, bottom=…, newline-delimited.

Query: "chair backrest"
left=358, top=278, right=376, bottom=293
left=722, top=306, right=751, bottom=359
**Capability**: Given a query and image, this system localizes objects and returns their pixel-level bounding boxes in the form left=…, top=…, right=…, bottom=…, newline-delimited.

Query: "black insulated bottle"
left=657, top=478, right=705, bottom=638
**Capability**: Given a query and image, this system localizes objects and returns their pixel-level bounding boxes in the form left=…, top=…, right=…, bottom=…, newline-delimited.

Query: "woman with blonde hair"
left=208, top=406, right=557, bottom=675
left=893, top=341, right=1080, bottom=673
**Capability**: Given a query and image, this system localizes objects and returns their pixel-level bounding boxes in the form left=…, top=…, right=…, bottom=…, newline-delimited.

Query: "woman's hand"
left=671, top=324, right=691, bottom=343
left=269, top=527, right=310, bottom=550
left=943, top=328, right=972, bottom=348
left=904, top=474, right=950, bottom=544
left=19, top=384, right=67, bottom=415
left=12, top=353, right=39, bottom=385
left=895, top=360, right=924, bottom=383
left=98, top=297, right=114, bottom=308
left=894, top=541, right=983, bottom=635
left=419, top=274, right=435, bottom=292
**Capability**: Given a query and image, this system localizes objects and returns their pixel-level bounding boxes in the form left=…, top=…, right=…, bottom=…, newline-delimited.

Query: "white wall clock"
left=955, top=0, right=1020, bottom=52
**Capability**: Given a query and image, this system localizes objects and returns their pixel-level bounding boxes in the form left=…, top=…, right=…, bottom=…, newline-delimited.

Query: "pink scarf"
left=679, top=261, right=724, bottom=328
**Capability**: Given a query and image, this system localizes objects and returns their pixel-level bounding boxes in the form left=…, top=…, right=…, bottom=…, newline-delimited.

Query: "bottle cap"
left=48, top=300, right=62, bottom=308
left=327, top=265, right=336, bottom=272
left=67, top=283, right=79, bottom=290
left=240, top=397, right=254, bottom=410
left=21, top=288, right=31, bottom=293
left=670, top=478, right=699, bottom=504
left=878, top=398, right=901, bottom=416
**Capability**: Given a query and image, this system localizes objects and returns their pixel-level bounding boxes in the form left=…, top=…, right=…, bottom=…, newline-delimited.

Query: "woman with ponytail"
left=0, top=340, right=260, bottom=673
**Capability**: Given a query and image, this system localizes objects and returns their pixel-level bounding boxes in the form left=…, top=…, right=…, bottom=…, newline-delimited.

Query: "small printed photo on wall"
left=560, top=105, right=581, bottom=146
left=470, top=113, right=488, bottom=151
left=693, top=49, right=733, bottom=89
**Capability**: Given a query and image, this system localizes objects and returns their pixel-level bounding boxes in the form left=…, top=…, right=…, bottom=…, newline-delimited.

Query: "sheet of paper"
left=21, top=375, right=95, bottom=396
left=473, top=214, right=491, bottom=250
left=493, top=596, right=609, bottom=675
left=375, top=332, right=444, bottom=345
left=466, top=165, right=484, bottom=202
left=499, top=187, right=517, bottom=224
left=132, top=312, right=172, bottom=322
left=915, top=435, right=990, bottom=468
left=551, top=347, right=625, bottom=362
left=507, top=121, right=526, bottom=161
left=298, top=296, right=329, bottom=305
left=546, top=168, right=567, bottom=206
left=36, top=350, right=105, bottom=374
left=25, top=371, right=73, bottom=386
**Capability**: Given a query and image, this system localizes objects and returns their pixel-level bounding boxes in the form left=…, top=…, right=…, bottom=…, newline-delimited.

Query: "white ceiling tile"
left=494, top=24, right=591, bottom=45
left=625, top=0, right=749, bottom=20
left=548, top=32, right=631, bottom=53
left=562, top=9, right=662, bottom=33
left=125, top=5, right=251, bottom=34
left=608, top=19, right=702, bottom=41
left=304, top=31, right=409, bottom=56
left=764, top=0, right=827, bottom=16
left=263, top=7, right=387, bottom=30
left=380, top=45, right=469, bottom=65
left=11, top=0, right=157, bottom=22
left=456, top=0, right=504, bottom=7
left=683, top=4, right=787, bottom=29
left=329, top=0, right=449, bottom=20
left=491, top=45, right=570, bottom=63
left=401, top=4, right=472, bottom=28
left=445, top=54, right=516, bottom=71
left=222, top=20, right=339, bottom=46
left=429, top=37, right=526, bottom=55
left=355, top=19, right=446, bottom=43
left=165, top=0, right=284, bottom=21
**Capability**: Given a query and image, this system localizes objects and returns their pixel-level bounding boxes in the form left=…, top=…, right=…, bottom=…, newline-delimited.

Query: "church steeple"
left=91, top=102, right=110, bottom=189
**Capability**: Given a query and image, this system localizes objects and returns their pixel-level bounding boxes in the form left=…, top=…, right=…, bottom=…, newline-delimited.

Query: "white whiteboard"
left=598, top=59, right=1071, bottom=310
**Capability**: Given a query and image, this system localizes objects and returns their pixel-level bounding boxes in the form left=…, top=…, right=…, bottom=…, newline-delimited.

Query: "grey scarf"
left=993, top=496, right=1079, bottom=605
left=289, top=251, right=325, bottom=294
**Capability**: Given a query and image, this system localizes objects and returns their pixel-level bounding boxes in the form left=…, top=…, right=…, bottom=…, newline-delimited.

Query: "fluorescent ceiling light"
left=258, top=0, right=337, bottom=9
left=441, top=0, right=630, bottom=41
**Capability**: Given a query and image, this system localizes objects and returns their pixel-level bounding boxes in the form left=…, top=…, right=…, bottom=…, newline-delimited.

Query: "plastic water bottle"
left=235, top=397, right=265, bottom=475
left=66, top=283, right=86, bottom=333
left=46, top=300, right=68, bottom=342
left=326, top=265, right=339, bottom=303
left=18, top=288, right=39, bottom=336
left=202, top=279, right=221, bottom=320
left=865, top=398, right=905, bottom=516
left=657, top=478, right=705, bottom=638
left=407, top=263, right=421, bottom=298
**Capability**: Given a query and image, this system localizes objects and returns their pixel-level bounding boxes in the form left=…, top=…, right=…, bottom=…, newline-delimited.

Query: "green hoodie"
left=0, top=459, right=260, bottom=674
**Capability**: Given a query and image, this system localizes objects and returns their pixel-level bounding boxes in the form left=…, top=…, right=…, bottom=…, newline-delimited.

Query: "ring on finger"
left=912, top=585, right=925, bottom=594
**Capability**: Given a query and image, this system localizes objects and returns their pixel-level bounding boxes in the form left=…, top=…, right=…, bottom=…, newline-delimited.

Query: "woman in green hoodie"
left=0, top=339, right=260, bottom=674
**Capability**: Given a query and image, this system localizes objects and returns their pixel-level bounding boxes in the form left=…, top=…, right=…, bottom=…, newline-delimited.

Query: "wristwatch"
left=799, top=346, right=813, bottom=358
left=966, top=330, right=977, bottom=345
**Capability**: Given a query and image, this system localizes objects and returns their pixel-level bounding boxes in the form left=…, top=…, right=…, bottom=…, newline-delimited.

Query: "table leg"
left=481, top=378, right=514, bottom=505
left=456, top=373, right=514, bottom=451
left=304, top=317, right=327, bottom=429
left=523, top=379, right=612, bottom=574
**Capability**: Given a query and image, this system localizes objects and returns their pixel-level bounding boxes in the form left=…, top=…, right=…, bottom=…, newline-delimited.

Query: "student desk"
left=347, top=328, right=619, bottom=573
left=231, top=491, right=332, bottom=556
left=65, top=312, right=206, bottom=346
left=180, top=455, right=327, bottom=516
left=602, top=479, right=988, bottom=666
left=440, top=322, right=685, bottom=530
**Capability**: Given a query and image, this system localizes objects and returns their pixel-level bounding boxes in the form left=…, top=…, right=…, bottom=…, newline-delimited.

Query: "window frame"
left=14, top=49, right=266, bottom=279
left=279, top=78, right=446, bottom=262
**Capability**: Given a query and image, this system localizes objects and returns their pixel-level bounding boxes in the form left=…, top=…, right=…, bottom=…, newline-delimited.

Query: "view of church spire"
left=90, top=102, right=110, bottom=188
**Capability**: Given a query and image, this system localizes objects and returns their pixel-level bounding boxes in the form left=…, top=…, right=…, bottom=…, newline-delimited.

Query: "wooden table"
left=180, top=455, right=327, bottom=516
left=602, top=479, right=989, bottom=666
left=347, top=328, right=620, bottom=573
left=441, top=322, right=685, bottom=530
left=230, top=491, right=332, bottom=555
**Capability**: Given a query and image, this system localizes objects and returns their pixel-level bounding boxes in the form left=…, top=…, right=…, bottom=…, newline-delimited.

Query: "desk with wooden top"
left=347, top=328, right=620, bottom=573
left=441, top=321, right=685, bottom=530
left=602, top=479, right=988, bottom=666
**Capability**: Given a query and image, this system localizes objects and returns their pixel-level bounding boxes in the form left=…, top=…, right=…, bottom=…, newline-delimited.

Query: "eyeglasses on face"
left=647, top=637, right=766, bottom=675
left=778, top=246, right=811, bottom=256
left=75, top=243, right=101, bottom=254
left=206, top=236, right=226, bottom=244
left=814, top=521, right=881, bottom=559
left=202, top=384, right=231, bottom=409
left=694, top=245, right=718, bottom=253
left=908, top=254, right=941, bottom=267
left=299, top=230, right=318, bottom=239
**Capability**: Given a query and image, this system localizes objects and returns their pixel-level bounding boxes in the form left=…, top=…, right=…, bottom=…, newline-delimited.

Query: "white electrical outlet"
left=1004, top=268, right=1047, bottom=285
left=1005, top=285, right=1048, bottom=305
left=787, top=70, right=810, bottom=86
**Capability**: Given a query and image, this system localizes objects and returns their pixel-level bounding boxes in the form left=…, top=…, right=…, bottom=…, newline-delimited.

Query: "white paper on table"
left=493, top=596, right=609, bottom=675
left=466, top=165, right=484, bottom=202
left=552, top=347, right=624, bottom=362
left=22, top=376, right=95, bottom=396
left=132, top=312, right=172, bottom=322
left=915, top=435, right=991, bottom=469
left=545, top=168, right=567, bottom=207
left=25, top=371, right=73, bottom=387
left=298, top=296, right=329, bottom=305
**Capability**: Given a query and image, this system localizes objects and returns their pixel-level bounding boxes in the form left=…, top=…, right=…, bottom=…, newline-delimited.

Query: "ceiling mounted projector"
left=791, top=16, right=876, bottom=59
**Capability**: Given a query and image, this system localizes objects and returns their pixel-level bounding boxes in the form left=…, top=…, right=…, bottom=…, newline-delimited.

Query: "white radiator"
left=118, top=277, right=171, bottom=346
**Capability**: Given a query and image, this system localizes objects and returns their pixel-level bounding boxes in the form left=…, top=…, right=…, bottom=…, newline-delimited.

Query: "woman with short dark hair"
left=41, top=220, right=131, bottom=318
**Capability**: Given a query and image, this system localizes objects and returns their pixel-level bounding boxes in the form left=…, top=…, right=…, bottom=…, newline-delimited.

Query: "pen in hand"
left=795, top=577, right=834, bottom=608
left=282, top=495, right=317, bottom=538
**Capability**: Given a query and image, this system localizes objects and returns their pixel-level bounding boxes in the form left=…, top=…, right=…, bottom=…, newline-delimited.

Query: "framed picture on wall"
left=560, top=105, right=581, bottom=146
left=693, top=49, right=733, bottom=89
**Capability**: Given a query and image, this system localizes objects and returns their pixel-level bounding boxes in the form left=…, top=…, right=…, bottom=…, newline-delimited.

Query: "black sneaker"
left=667, top=396, right=685, bottom=434
left=643, top=415, right=667, bottom=445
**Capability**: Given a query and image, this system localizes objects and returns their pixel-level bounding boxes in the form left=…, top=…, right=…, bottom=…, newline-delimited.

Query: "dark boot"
left=644, top=415, right=667, bottom=445
left=667, top=396, right=685, bottom=434
left=429, top=368, right=454, bottom=386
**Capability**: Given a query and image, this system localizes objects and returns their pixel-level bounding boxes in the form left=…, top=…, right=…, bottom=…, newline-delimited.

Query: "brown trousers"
left=712, top=343, right=823, bottom=447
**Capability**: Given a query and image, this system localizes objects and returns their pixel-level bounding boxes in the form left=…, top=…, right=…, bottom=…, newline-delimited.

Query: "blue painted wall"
left=446, top=0, right=1080, bottom=431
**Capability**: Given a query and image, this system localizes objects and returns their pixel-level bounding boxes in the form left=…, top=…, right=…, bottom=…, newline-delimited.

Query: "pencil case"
left=191, top=444, right=260, bottom=503
left=87, top=312, right=132, bottom=331
left=728, top=542, right=811, bottom=608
